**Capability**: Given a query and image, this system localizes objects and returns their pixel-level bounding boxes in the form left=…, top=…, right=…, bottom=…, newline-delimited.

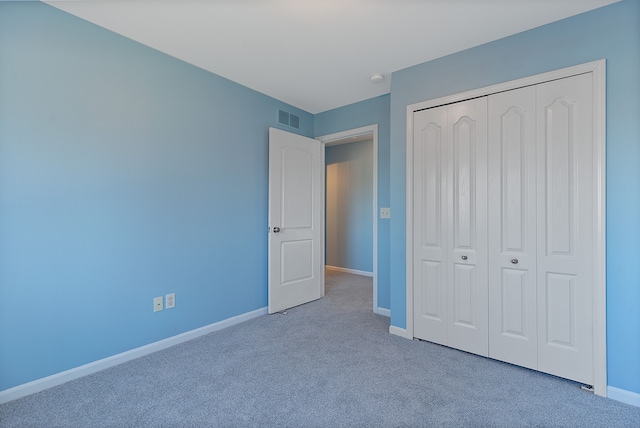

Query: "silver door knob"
left=461, top=255, right=468, bottom=261
left=511, top=258, right=519, bottom=264
left=272, top=227, right=280, bottom=233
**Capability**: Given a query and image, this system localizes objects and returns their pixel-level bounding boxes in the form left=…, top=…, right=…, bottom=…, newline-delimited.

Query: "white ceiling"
left=44, top=0, right=619, bottom=114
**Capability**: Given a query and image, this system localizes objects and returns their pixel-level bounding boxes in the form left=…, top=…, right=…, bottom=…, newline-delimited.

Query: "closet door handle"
left=273, top=227, right=280, bottom=233
left=461, top=255, right=468, bottom=261
left=511, top=258, right=519, bottom=264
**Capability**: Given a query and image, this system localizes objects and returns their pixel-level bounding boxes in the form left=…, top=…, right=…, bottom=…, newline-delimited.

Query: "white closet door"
left=413, top=105, right=448, bottom=345
left=446, top=99, right=489, bottom=356
left=413, top=98, right=488, bottom=356
left=536, top=73, right=594, bottom=384
left=488, top=87, right=538, bottom=369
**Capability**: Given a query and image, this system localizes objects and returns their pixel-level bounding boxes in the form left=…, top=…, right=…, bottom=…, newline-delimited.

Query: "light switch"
left=380, top=207, right=391, bottom=219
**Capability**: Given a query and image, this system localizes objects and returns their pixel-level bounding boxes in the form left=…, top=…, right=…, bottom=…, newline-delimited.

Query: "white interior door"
left=536, top=73, right=594, bottom=384
left=488, top=86, right=538, bottom=369
left=268, top=127, right=323, bottom=314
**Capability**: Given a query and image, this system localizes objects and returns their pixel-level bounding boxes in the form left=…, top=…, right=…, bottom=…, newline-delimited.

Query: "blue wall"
left=0, top=2, right=312, bottom=391
left=315, top=94, right=391, bottom=310
left=325, top=140, right=374, bottom=272
left=388, top=0, right=640, bottom=395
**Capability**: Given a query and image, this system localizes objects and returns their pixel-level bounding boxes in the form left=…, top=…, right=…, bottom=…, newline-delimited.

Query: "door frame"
left=316, top=125, right=380, bottom=314
left=404, top=60, right=607, bottom=395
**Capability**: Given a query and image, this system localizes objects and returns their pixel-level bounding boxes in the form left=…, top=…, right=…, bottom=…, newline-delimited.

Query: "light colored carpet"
left=1, top=270, right=638, bottom=427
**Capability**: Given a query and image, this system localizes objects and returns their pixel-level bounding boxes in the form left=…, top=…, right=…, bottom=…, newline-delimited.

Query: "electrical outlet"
left=153, top=296, right=163, bottom=312
left=380, top=207, right=391, bottom=219
left=166, top=293, right=175, bottom=309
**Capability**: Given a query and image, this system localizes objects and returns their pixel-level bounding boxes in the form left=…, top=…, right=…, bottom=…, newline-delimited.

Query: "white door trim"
left=317, top=125, right=379, bottom=314
left=404, top=60, right=606, bottom=395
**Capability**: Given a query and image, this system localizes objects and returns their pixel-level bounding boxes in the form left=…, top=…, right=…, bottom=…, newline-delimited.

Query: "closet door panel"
left=488, top=86, right=537, bottom=369
left=447, top=99, right=488, bottom=357
left=536, top=73, right=594, bottom=385
left=413, top=106, right=448, bottom=345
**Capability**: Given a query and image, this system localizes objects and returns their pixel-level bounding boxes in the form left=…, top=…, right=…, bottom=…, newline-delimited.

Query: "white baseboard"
left=325, top=265, right=373, bottom=277
left=389, top=325, right=410, bottom=339
left=0, top=306, right=268, bottom=405
left=376, top=307, right=391, bottom=317
left=607, top=386, right=640, bottom=407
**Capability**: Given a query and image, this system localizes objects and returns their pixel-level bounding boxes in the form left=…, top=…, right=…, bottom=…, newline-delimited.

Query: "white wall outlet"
left=380, top=207, right=391, bottom=219
left=166, top=293, right=176, bottom=309
left=153, top=296, right=163, bottom=312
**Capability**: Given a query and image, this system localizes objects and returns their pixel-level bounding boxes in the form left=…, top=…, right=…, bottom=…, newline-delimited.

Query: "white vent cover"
left=277, top=109, right=300, bottom=130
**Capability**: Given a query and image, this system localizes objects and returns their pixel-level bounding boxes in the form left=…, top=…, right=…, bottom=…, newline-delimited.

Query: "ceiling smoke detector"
left=370, top=74, right=385, bottom=83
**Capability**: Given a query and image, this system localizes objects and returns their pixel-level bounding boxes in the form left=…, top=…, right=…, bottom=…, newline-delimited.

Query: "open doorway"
left=316, top=125, right=379, bottom=313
